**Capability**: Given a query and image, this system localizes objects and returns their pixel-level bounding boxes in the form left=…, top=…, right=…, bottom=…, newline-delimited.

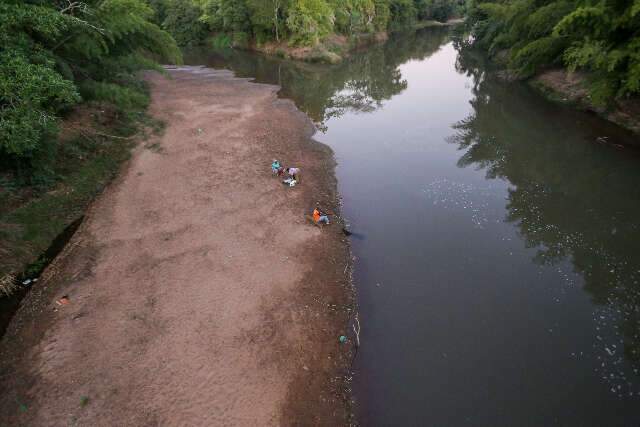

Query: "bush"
left=389, top=0, right=416, bottom=28
left=210, top=33, right=233, bottom=48
left=162, top=0, right=209, bottom=46
left=0, top=0, right=180, bottom=170
left=286, top=0, right=335, bottom=46
left=467, top=0, right=640, bottom=104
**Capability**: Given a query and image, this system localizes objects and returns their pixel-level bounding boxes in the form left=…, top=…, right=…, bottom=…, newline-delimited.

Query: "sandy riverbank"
left=0, top=67, right=354, bottom=425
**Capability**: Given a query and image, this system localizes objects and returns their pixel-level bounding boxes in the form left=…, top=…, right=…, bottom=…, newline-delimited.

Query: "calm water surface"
left=187, top=28, right=640, bottom=425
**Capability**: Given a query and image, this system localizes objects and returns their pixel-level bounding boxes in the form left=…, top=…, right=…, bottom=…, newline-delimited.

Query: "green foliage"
left=162, top=0, right=209, bottom=46
left=201, top=0, right=223, bottom=29
left=415, top=0, right=458, bottom=22
left=210, top=32, right=233, bottom=47
left=0, top=3, right=78, bottom=158
left=147, top=0, right=169, bottom=24
left=218, top=0, right=252, bottom=32
left=511, top=36, right=565, bottom=77
left=0, top=0, right=181, bottom=167
left=0, top=53, right=79, bottom=156
left=79, top=81, right=150, bottom=111
left=329, top=0, right=376, bottom=34
left=286, top=0, right=335, bottom=45
left=389, top=0, right=417, bottom=28
left=467, top=0, right=640, bottom=104
left=154, top=0, right=461, bottom=47
left=246, top=0, right=287, bottom=42
left=373, top=0, right=391, bottom=30
left=1, top=122, right=136, bottom=279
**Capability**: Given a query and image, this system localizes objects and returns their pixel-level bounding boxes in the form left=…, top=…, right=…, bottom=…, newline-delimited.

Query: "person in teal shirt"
left=271, top=159, right=281, bottom=175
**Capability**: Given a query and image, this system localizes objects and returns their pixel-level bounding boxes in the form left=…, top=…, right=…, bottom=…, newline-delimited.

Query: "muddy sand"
left=0, top=67, right=354, bottom=425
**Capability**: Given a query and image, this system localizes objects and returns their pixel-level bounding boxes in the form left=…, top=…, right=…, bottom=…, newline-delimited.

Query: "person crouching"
left=313, top=207, right=329, bottom=225
left=286, top=167, right=300, bottom=182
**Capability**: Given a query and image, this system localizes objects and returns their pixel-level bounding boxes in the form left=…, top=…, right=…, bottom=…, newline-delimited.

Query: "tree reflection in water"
left=188, top=27, right=640, bottom=393
left=186, top=27, right=449, bottom=130
left=450, top=42, right=640, bottom=377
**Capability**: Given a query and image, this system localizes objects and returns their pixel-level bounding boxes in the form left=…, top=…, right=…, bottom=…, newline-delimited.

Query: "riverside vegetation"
left=463, top=0, right=640, bottom=129
left=0, top=0, right=180, bottom=292
left=148, top=0, right=467, bottom=60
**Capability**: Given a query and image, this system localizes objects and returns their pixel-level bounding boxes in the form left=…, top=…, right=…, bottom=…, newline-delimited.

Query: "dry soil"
left=0, top=67, right=354, bottom=426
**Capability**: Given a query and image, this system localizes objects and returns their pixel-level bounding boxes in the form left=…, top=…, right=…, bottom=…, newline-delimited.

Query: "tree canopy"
left=0, top=0, right=181, bottom=169
left=466, top=0, right=640, bottom=105
left=150, top=0, right=466, bottom=47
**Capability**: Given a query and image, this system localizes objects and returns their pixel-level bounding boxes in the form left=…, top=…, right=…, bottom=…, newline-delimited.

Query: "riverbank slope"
left=0, top=67, right=354, bottom=425
left=530, top=69, right=640, bottom=136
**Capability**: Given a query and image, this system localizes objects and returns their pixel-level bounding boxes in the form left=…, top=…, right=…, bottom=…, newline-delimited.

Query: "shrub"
left=286, top=0, right=335, bottom=46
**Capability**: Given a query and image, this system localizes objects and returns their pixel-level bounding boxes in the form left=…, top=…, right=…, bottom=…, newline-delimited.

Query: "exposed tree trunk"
left=274, top=0, right=280, bottom=42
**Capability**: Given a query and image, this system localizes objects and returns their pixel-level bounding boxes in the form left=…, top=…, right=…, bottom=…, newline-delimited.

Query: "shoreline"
left=223, top=18, right=464, bottom=65
left=0, top=67, right=355, bottom=425
left=487, top=52, right=640, bottom=138
left=530, top=69, right=640, bottom=137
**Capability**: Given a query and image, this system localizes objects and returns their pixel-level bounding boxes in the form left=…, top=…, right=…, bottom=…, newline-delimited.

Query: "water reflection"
left=185, top=28, right=450, bottom=129
left=451, top=48, right=640, bottom=381
left=187, top=28, right=640, bottom=420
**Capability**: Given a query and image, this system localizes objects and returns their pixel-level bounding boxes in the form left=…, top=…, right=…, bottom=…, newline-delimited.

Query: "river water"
left=187, top=27, right=640, bottom=425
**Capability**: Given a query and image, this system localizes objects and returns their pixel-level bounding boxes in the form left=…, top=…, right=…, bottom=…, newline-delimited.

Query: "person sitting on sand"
left=286, top=167, right=300, bottom=182
left=271, top=159, right=281, bottom=175
left=272, top=160, right=285, bottom=176
left=313, top=207, right=329, bottom=225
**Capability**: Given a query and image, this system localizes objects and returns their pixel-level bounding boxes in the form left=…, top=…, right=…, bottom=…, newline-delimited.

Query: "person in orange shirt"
left=313, top=207, right=330, bottom=225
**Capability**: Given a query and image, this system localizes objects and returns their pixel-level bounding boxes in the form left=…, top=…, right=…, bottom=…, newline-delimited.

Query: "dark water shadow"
left=0, top=217, right=83, bottom=337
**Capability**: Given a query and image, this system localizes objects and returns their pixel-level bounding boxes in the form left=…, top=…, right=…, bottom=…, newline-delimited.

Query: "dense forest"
left=465, top=0, right=640, bottom=106
left=147, top=0, right=466, bottom=48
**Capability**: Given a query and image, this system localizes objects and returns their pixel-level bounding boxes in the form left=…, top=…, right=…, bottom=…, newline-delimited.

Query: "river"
left=186, top=27, right=640, bottom=425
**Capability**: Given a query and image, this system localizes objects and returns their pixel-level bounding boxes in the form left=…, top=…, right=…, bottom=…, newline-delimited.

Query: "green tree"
left=373, top=0, right=391, bottom=31
left=466, top=0, right=640, bottom=105
left=0, top=0, right=180, bottom=172
left=165, top=0, right=462, bottom=45
left=219, top=0, right=251, bottom=32
left=246, top=0, right=289, bottom=42
left=389, top=0, right=417, bottom=29
left=286, top=0, right=334, bottom=45
left=162, top=0, right=208, bottom=46
left=0, top=3, right=79, bottom=157
left=329, top=0, right=376, bottom=34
